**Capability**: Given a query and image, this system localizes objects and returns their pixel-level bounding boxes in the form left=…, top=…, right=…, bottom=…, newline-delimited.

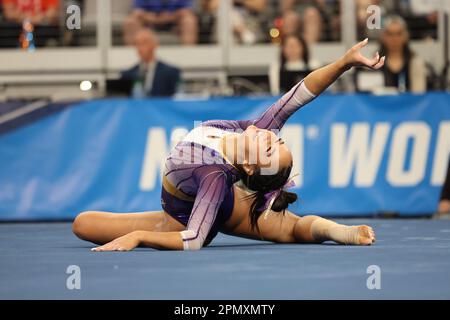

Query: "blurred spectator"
left=197, top=0, right=220, bottom=43
left=378, top=15, right=427, bottom=93
left=280, top=0, right=338, bottom=44
left=120, top=29, right=180, bottom=97
left=123, top=0, right=198, bottom=45
left=196, top=0, right=218, bottom=43
left=203, top=0, right=268, bottom=45
left=357, top=0, right=439, bottom=40
left=2, top=0, right=59, bottom=25
left=269, top=34, right=321, bottom=94
left=405, top=0, right=439, bottom=39
left=436, top=159, right=450, bottom=217
left=409, top=0, right=440, bottom=18
left=0, top=0, right=60, bottom=48
left=81, top=0, right=135, bottom=46
left=232, top=0, right=268, bottom=44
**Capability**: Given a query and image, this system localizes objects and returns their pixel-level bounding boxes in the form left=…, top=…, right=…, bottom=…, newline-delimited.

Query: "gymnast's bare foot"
left=356, top=225, right=376, bottom=245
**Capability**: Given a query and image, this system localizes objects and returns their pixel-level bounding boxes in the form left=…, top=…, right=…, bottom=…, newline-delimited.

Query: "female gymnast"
left=73, top=39, right=383, bottom=251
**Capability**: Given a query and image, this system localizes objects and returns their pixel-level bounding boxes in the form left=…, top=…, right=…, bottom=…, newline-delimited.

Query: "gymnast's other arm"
left=91, top=230, right=184, bottom=251
left=92, top=169, right=227, bottom=252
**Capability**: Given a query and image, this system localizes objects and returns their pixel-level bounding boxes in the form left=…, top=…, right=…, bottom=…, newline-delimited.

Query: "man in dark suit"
left=121, top=29, right=180, bottom=98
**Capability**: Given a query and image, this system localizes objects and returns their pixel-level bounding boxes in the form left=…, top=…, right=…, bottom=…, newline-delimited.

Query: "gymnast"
left=73, top=39, right=383, bottom=251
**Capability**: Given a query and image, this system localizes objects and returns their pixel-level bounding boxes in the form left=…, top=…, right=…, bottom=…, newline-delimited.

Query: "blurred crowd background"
left=0, top=0, right=448, bottom=99
left=0, top=1, right=449, bottom=216
left=0, top=1, right=441, bottom=46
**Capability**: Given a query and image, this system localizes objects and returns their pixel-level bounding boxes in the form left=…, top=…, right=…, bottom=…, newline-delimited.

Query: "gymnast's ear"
left=242, top=160, right=256, bottom=176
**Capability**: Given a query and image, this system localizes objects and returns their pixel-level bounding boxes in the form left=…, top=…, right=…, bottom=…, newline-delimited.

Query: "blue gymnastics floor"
left=1, top=219, right=450, bottom=300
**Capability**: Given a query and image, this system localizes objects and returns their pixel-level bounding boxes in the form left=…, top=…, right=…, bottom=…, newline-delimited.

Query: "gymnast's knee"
left=72, top=211, right=96, bottom=240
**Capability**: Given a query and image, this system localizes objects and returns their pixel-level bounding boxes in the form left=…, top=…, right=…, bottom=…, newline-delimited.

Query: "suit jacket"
left=120, top=60, right=180, bottom=97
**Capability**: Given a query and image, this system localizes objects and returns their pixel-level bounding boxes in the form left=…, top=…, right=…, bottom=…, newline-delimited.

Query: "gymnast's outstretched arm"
left=238, top=39, right=385, bottom=131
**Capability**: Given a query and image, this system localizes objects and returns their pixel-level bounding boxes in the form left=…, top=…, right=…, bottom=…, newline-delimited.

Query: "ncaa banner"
left=0, top=93, right=449, bottom=220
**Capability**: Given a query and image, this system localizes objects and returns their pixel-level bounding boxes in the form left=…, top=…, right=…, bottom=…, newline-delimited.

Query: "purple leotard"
left=161, top=80, right=316, bottom=250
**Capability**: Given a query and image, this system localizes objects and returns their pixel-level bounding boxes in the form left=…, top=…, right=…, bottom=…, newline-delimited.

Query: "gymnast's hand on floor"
left=342, top=38, right=386, bottom=70
left=91, top=232, right=140, bottom=252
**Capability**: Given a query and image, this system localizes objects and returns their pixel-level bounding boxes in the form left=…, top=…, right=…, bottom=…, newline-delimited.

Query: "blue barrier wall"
left=0, top=93, right=449, bottom=221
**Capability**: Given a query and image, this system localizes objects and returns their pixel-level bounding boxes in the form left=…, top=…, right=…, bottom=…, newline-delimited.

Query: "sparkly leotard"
left=161, top=80, right=316, bottom=250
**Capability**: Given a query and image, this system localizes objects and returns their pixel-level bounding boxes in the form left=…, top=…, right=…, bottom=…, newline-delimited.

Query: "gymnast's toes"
left=357, top=225, right=376, bottom=245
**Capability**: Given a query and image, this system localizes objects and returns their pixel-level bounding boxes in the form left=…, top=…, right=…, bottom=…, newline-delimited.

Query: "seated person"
left=378, top=15, right=427, bottom=93
left=1, top=0, right=60, bottom=47
left=232, top=0, right=268, bottom=44
left=407, top=0, right=439, bottom=39
left=280, top=0, right=336, bottom=44
left=196, top=0, right=219, bottom=44
left=270, top=34, right=321, bottom=95
left=120, top=29, right=180, bottom=98
left=123, top=0, right=198, bottom=45
left=198, top=0, right=268, bottom=44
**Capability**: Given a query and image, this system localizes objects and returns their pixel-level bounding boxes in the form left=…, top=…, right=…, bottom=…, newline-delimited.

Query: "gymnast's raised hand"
left=343, top=38, right=386, bottom=70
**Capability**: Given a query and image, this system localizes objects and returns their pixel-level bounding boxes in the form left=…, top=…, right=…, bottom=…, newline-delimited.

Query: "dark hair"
left=280, top=34, right=310, bottom=69
left=241, top=164, right=297, bottom=231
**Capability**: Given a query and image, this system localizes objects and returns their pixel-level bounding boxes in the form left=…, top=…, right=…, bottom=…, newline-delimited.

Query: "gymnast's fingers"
left=354, top=37, right=369, bottom=50
left=371, top=56, right=386, bottom=70
left=360, top=51, right=381, bottom=68
left=92, top=243, right=113, bottom=252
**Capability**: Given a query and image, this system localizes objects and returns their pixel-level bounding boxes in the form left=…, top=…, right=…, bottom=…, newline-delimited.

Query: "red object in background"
left=274, top=18, right=283, bottom=30
left=274, top=18, right=284, bottom=34
left=2, top=0, right=59, bottom=16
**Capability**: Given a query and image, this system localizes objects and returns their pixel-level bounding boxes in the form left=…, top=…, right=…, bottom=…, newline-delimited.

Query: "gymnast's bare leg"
left=72, top=185, right=375, bottom=248
left=222, top=186, right=376, bottom=246
left=72, top=210, right=185, bottom=245
left=72, top=186, right=376, bottom=248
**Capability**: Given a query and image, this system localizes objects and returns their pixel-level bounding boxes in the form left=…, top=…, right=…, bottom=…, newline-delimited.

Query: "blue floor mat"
left=1, top=219, right=449, bottom=299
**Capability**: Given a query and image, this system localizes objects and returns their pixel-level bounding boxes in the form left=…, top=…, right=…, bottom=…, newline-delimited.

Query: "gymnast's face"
left=239, top=125, right=292, bottom=175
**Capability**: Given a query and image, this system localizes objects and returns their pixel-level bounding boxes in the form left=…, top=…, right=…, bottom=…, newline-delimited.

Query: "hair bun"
left=271, top=191, right=298, bottom=212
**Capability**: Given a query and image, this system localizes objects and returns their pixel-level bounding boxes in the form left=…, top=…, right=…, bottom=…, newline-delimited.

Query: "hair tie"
left=258, top=174, right=299, bottom=220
